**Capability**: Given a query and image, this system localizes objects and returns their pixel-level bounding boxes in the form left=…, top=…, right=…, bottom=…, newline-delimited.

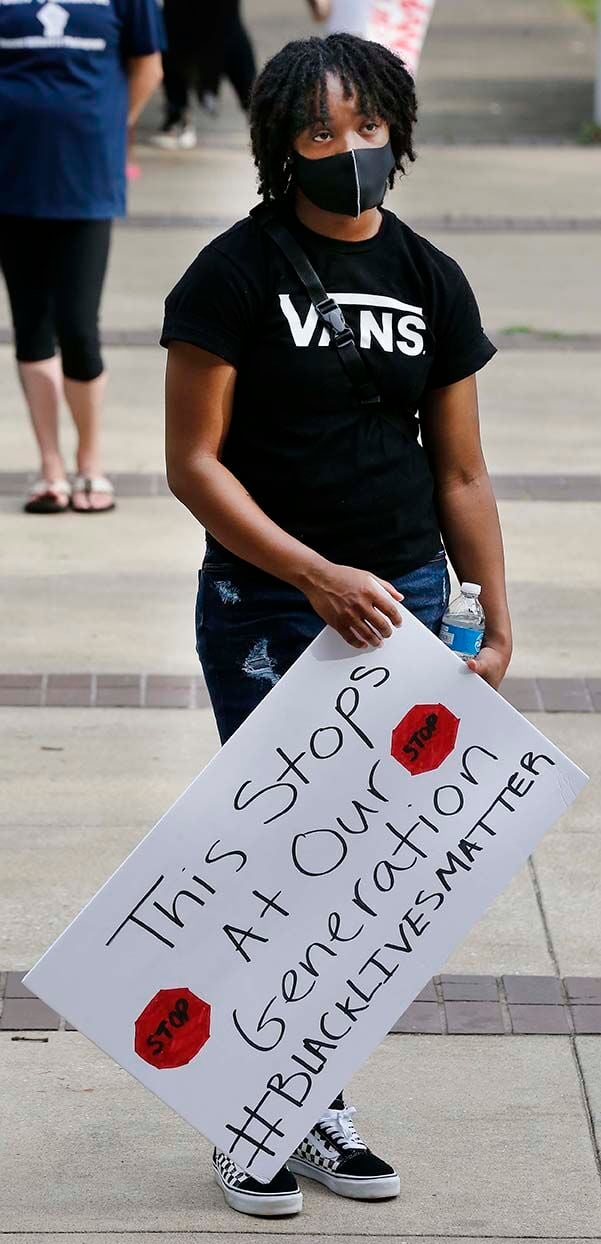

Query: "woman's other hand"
left=466, top=642, right=512, bottom=689
left=300, top=562, right=403, bottom=649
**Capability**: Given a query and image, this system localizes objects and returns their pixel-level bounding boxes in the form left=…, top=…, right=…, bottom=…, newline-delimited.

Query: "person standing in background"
left=152, top=0, right=256, bottom=151
left=0, top=0, right=164, bottom=514
left=152, top=0, right=203, bottom=150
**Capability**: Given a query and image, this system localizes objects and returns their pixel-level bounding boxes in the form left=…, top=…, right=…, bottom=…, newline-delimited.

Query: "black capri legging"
left=0, top=216, right=112, bottom=381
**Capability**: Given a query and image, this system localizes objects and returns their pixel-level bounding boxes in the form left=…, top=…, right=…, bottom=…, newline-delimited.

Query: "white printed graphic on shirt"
left=279, top=292, right=426, bottom=356
left=37, top=1, right=68, bottom=37
left=0, top=0, right=107, bottom=48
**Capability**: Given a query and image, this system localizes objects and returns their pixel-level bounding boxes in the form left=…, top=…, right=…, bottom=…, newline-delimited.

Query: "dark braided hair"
left=250, top=34, right=417, bottom=203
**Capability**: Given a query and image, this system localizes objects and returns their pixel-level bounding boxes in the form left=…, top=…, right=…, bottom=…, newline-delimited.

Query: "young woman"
left=0, top=0, right=163, bottom=513
left=163, top=33, right=512, bottom=1219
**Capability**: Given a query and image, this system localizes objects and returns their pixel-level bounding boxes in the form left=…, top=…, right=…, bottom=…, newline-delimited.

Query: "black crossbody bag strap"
left=251, top=203, right=381, bottom=407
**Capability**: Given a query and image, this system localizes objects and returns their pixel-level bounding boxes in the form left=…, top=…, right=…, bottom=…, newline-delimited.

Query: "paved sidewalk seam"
left=0, top=675, right=596, bottom=712
left=117, top=212, right=601, bottom=233
left=572, top=1037, right=601, bottom=1186
left=2, top=471, right=600, bottom=501
left=2, top=330, right=601, bottom=351
left=527, top=857, right=562, bottom=978
left=1, top=1232, right=600, bottom=1238
left=528, top=859, right=601, bottom=1186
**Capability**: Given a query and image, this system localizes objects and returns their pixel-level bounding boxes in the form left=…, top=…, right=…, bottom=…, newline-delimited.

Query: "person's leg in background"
left=154, top=52, right=197, bottom=147
left=0, top=215, right=71, bottom=513
left=162, top=53, right=191, bottom=127
left=191, top=4, right=224, bottom=118
left=52, top=218, right=114, bottom=512
left=191, top=2, right=256, bottom=121
left=151, top=0, right=197, bottom=149
left=222, top=1, right=257, bottom=113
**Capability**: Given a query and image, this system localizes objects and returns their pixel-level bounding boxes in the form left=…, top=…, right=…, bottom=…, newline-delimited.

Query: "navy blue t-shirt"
left=0, top=0, right=164, bottom=219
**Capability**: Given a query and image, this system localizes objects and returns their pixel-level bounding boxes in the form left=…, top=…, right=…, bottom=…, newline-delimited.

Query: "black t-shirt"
left=161, top=207, right=496, bottom=576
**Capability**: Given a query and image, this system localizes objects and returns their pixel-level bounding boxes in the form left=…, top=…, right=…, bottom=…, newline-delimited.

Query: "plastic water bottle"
left=439, top=582, right=485, bottom=662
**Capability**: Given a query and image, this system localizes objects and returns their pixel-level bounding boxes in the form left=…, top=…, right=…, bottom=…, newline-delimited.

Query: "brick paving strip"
left=3, top=328, right=600, bottom=350
left=0, top=673, right=599, bottom=711
left=1, top=971, right=599, bottom=1036
left=1, top=471, right=600, bottom=501
left=117, top=213, right=601, bottom=234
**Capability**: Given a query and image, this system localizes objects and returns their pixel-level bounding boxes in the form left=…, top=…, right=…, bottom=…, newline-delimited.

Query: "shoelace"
left=317, top=1104, right=367, bottom=1151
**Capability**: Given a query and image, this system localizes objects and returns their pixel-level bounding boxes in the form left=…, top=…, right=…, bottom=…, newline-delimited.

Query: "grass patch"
left=579, top=121, right=601, bottom=143
left=501, top=326, right=567, bottom=339
left=567, top=0, right=597, bottom=21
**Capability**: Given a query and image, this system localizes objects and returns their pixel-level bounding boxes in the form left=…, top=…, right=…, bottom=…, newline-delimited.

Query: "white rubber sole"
left=214, top=1170, right=303, bottom=1217
left=149, top=134, right=197, bottom=151
left=288, top=1156, right=401, bottom=1200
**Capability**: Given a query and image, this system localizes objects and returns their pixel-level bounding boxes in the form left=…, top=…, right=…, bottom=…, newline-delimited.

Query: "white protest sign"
left=26, top=609, right=587, bottom=1184
left=327, top=0, right=437, bottom=76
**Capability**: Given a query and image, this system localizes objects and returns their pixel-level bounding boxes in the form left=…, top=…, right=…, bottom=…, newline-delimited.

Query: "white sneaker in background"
left=149, top=122, right=198, bottom=151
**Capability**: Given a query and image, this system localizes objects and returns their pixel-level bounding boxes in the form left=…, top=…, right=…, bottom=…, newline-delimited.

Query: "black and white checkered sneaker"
left=212, top=1148, right=302, bottom=1216
left=289, top=1100, right=400, bottom=1200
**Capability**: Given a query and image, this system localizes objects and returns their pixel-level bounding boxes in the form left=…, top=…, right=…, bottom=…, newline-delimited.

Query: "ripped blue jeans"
left=196, top=549, right=451, bottom=745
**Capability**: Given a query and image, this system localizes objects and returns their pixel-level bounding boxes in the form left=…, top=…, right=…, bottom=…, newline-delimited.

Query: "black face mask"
left=292, top=141, right=395, bottom=218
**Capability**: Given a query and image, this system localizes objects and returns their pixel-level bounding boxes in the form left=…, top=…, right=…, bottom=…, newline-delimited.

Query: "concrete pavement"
left=4, top=224, right=600, bottom=337
left=3, top=347, right=601, bottom=476
left=2, top=1033, right=601, bottom=1237
left=1, top=0, right=600, bottom=1240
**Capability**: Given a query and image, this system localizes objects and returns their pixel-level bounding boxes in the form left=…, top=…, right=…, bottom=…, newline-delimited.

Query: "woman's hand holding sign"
left=299, top=563, right=404, bottom=649
left=466, top=643, right=512, bottom=690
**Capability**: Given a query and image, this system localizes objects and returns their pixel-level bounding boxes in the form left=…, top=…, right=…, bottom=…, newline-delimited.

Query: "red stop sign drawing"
left=391, top=704, right=460, bottom=776
left=134, top=988, right=211, bottom=1070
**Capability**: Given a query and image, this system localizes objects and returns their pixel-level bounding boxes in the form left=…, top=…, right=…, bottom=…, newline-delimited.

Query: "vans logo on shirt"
left=279, top=292, right=426, bottom=356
